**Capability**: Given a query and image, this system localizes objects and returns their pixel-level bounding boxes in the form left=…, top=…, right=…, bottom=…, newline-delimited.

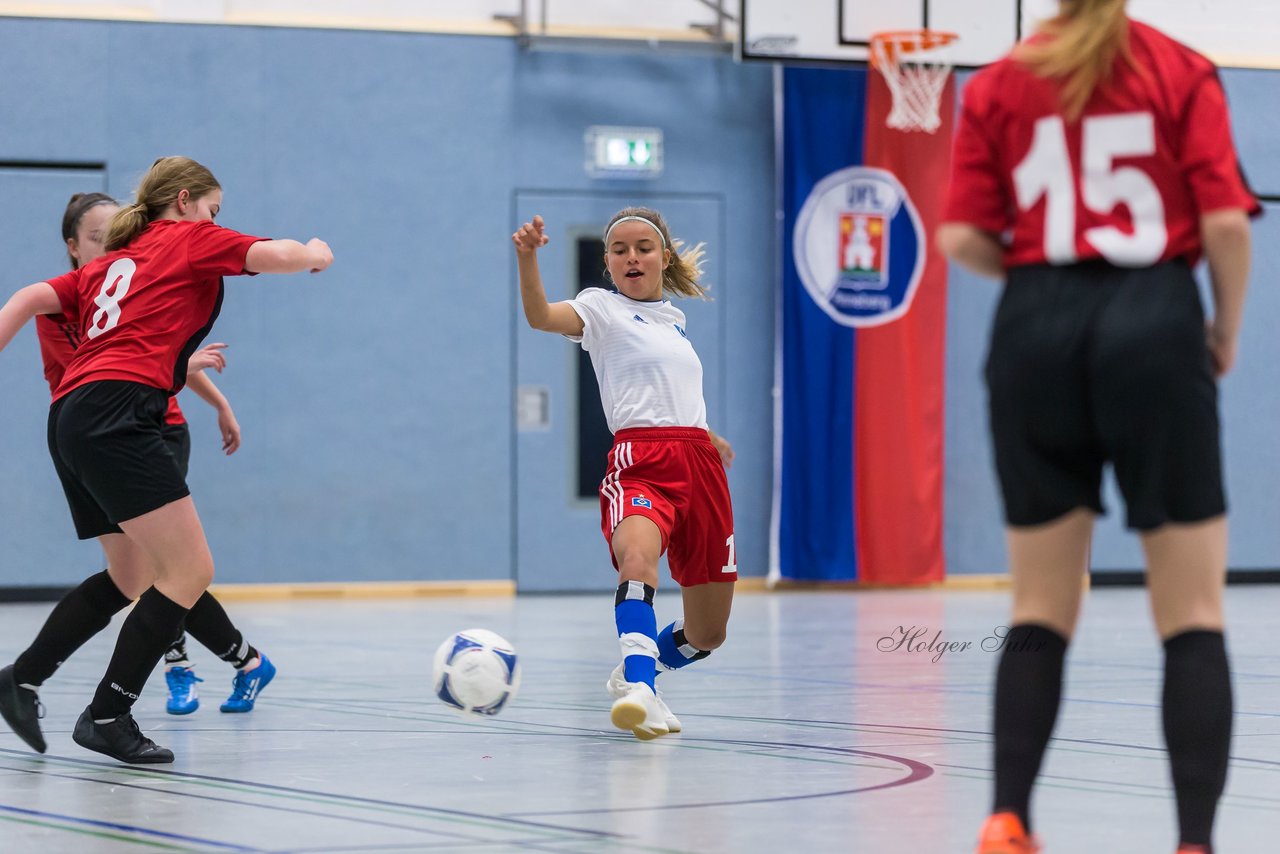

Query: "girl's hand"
left=217, top=406, right=242, bottom=455
left=512, top=215, right=549, bottom=255
left=709, top=431, right=735, bottom=469
left=188, top=342, right=227, bottom=374
left=307, top=238, right=333, bottom=273
left=1206, top=322, right=1238, bottom=378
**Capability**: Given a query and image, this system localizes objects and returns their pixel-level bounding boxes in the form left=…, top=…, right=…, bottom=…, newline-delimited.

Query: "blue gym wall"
left=0, top=16, right=1276, bottom=587
left=0, top=17, right=775, bottom=587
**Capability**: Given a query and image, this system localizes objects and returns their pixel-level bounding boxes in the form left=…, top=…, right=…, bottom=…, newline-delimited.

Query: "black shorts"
left=48, top=381, right=191, bottom=540
left=162, top=421, right=192, bottom=481
left=985, top=261, right=1224, bottom=531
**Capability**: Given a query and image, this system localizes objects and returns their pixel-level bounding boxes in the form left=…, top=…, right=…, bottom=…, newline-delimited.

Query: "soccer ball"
left=432, top=629, right=521, bottom=716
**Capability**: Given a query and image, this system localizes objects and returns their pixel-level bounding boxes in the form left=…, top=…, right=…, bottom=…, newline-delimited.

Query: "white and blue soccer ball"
left=432, top=629, right=521, bottom=716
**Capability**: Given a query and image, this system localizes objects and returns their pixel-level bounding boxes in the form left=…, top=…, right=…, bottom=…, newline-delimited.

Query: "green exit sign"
left=585, top=126, right=664, bottom=179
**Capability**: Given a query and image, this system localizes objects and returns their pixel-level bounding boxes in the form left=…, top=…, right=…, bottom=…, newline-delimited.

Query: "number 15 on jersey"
left=1014, top=112, right=1168, bottom=266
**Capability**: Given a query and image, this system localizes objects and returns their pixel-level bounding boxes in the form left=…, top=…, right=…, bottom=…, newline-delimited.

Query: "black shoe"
left=0, top=665, right=46, bottom=753
left=72, top=708, right=173, bottom=764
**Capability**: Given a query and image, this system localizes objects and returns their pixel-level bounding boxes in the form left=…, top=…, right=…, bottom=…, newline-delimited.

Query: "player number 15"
left=1013, top=112, right=1168, bottom=266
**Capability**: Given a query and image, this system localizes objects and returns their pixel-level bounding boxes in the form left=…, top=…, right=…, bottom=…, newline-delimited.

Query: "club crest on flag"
left=839, top=212, right=887, bottom=286
left=794, top=166, right=925, bottom=327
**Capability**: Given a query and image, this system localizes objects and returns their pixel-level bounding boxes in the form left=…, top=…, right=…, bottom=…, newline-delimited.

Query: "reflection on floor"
left=0, top=587, right=1276, bottom=852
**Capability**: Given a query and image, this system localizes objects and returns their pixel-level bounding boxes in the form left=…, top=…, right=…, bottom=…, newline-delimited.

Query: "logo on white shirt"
left=632, top=314, right=648, bottom=324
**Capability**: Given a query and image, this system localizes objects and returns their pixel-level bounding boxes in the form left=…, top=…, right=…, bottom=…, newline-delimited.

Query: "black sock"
left=13, top=570, right=131, bottom=686
left=1163, top=630, right=1232, bottom=848
left=89, top=588, right=189, bottom=719
left=163, top=631, right=190, bottom=666
left=184, top=592, right=257, bottom=669
left=991, top=624, right=1069, bottom=831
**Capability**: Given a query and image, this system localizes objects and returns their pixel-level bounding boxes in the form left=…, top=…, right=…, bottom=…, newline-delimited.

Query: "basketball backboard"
left=741, top=0, right=1031, bottom=67
left=741, top=0, right=1280, bottom=69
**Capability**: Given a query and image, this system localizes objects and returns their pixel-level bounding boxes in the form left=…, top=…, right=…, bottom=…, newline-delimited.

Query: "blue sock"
left=657, top=619, right=711, bottom=671
left=614, top=581, right=658, bottom=689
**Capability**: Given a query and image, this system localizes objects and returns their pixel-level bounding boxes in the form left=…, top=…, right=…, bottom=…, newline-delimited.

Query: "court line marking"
left=0, top=800, right=256, bottom=851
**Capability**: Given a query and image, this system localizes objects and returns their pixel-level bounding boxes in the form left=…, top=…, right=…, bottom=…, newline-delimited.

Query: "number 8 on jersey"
left=87, top=258, right=136, bottom=340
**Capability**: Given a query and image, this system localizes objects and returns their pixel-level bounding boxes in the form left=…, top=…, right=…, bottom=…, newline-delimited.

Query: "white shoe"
left=609, top=682, right=670, bottom=740
left=607, top=663, right=681, bottom=733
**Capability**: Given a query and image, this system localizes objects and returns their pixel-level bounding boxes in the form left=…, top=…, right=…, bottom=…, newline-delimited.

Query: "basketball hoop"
left=870, top=30, right=958, bottom=134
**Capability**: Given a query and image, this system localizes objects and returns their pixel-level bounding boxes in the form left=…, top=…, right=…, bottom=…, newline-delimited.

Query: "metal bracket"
left=496, top=0, right=735, bottom=54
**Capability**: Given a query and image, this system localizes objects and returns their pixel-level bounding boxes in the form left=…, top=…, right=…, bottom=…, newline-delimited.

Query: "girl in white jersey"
left=514, top=208, right=736, bottom=740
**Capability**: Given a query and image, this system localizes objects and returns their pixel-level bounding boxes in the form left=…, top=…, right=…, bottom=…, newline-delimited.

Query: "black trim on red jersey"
left=58, top=320, right=80, bottom=351
left=169, top=278, right=225, bottom=393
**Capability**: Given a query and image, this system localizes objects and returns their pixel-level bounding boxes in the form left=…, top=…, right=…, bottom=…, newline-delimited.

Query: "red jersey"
left=35, top=313, right=80, bottom=396
left=47, top=219, right=266, bottom=401
left=35, top=312, right=187, bottom=424
left=945, top=19, right=1259, bottom=269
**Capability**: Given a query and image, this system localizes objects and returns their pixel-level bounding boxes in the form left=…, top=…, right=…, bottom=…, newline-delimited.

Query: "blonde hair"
left=604, top=207, right=708, bottom=299
left=104, top=156, right=221, bottom=251
left=1015, top=0, right=1133, bottom=121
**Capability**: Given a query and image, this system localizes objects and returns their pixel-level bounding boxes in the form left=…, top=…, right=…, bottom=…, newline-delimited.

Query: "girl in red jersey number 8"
left=939, top=2, right=1257, bottom=852
left=0, top=156, right=332, bottom=764
left=514, top=208, right=736, bottom=741
left=0, top=191, right=278, bottom=758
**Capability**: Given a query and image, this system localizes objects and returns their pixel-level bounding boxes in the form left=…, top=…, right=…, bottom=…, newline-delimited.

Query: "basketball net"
left=869, top=30, right=958, bottom=134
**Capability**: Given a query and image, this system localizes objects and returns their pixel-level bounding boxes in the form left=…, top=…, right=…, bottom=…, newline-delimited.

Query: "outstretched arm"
left=513, top=215, right=585, bottom=336
left=0, top=283, right=61, bottom=354
left=245, top=238, right=333, bottom=275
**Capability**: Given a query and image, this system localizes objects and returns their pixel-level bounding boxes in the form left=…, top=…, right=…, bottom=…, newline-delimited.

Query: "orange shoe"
left=975, top=812, right=1042, bottom=854
left=1176, top=846, right=1211, bottom=854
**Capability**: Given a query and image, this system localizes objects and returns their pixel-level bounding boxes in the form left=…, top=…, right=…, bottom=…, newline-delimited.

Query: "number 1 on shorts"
left=722, top=534, right=737, bottom=574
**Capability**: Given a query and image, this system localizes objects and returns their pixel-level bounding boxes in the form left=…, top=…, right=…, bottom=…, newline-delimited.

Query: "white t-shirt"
left=566, top=287, right=707, bottom=434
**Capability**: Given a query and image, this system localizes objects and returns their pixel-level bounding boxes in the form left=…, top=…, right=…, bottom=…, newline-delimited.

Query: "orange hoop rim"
left=869, top=29, right=959, bottom=67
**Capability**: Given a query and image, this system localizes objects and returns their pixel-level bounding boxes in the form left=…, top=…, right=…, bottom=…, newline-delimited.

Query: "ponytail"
left=663, top=238, right=708, bottom=300
left=1015, top=0, right=1132, bottom=121
left=103, top=155, right=221, bottom=252
left=103, top=203, right=151, bottom=252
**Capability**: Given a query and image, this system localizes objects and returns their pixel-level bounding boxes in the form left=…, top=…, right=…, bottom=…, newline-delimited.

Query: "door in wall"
left=513, top=192, right=724, bottom=592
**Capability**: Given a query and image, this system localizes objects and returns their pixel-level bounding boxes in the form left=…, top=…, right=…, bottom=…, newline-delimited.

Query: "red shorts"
left=599, top=427, right=737, bottom=587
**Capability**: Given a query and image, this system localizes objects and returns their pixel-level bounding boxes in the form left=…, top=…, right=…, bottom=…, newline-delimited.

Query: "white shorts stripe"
left=601, top=442, right=634, bottom=532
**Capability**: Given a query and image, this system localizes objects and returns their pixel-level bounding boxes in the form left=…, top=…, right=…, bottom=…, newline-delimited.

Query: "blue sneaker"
left=165, top=666, right=202, bottom=715
left=220, top=655, right=275, bottom=713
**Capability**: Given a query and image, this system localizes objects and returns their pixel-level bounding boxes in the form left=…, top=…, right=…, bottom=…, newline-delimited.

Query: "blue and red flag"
left=773, top=66, right=952, bottom=584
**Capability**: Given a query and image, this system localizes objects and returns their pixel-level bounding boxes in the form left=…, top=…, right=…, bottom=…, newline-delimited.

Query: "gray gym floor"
left=0, top=587, right=1277, bottom=852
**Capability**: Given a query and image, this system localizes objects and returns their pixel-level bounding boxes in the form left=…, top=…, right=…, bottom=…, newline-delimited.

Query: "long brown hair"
left=603, top=207, right=708, bottom=299
left=104, top=156, right=221, bottom=251
left=1015, top=0, right=1132, bottom=121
